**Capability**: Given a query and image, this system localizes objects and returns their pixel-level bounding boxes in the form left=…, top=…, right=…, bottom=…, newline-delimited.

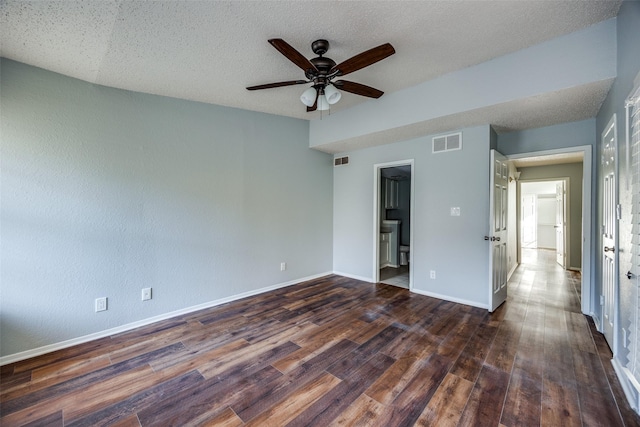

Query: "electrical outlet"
left=280, top=262, right=287, bottom=271
left=141, top=287, right=152, bottom=301
left=430, top=270, right=436, bottom=279
left=95, top=297, right=107, bottom=312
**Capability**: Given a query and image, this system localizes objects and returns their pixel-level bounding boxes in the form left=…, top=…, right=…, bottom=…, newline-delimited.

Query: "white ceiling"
left=0, top=0, right=621, bottom=125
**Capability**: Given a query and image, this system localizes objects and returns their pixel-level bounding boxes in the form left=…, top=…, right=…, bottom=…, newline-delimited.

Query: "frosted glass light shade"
left=300, top=87, right=317, bottom=107
left=324, top=84, right=341, bottom=105
left=317, top=94, right=330, bottom=111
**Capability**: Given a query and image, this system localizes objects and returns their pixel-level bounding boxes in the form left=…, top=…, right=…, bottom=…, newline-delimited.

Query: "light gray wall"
left=497, top=119, right=596, bottom=155
left=0, top=59, right=333, bottom=358
left=517, top=164, right=583, bottom=269
left=333, top=125, right=491, bottom=307
left=596, top=0, right=640, bottom=370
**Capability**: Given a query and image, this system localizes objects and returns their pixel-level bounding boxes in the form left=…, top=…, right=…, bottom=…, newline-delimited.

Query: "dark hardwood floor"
left=2, top=248, right=639, bottom=426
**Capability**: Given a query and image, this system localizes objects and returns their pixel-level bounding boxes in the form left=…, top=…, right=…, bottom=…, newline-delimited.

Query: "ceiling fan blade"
left=307, top=91, right=319, bottom=112
left=334, top=80, right=384, bottom=98
left=331, top=43, right=395, bottom=76
left=246, top=80, right=308, bottom=90
left=268, top=38, right=317, bottom=73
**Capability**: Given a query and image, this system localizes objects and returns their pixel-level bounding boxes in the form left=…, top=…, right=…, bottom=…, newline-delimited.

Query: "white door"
left=522, top=194, right=537, bottom=247
left=555, top=181, right=566, bottom=268
left=488, top=150, right=508, bottom=312
left=601, top=117, right=618, bottom=347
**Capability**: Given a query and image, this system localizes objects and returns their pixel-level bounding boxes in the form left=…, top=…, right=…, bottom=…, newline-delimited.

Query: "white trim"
left=612, top=357, right=640, bottom=412
left=506, top=145, right=592, bottom=316
left=592, top=313, right=602, bottom=332
left=333, top=271, right=375, bottom=283
left=0, top=271, right=332, bottom=366
left=411, top=288, right=489, bottom=310
left=373, top=159, right=415, bottom=291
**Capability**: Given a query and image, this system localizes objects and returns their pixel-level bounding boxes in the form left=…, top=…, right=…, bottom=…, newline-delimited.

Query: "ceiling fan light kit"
left=247, top=38, right=395, bottom=112
left=323, top=84, right=341, bottom=105
left=300, top=86, right=317, bottom=107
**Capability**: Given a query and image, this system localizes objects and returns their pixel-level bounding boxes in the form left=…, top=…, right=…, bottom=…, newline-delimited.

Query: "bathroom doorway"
left=374, top=161, right=413, bottom=289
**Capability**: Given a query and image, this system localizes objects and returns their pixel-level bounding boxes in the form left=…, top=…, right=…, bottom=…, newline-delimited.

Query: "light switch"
left=450, top=207, right=460, bottom=216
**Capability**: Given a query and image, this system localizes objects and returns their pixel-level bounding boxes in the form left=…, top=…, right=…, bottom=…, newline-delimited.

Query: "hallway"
left=506, top=248, right=639, bottom=425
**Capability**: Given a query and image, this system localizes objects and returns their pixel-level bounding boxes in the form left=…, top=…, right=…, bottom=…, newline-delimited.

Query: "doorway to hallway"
left=519, top=179, right=568, bottom=269
left=507, top=145, right=592, bottom=316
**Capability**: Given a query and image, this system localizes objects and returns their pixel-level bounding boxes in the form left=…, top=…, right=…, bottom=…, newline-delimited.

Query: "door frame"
left=373, top=159, right=415, bottom=290
left=506, top=145, right=593, bottom=315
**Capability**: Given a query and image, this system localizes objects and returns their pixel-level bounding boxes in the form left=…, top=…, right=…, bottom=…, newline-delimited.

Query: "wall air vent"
left=334, top=156, right=349, bottom=166
left=432, top=132, right=462, bottom=153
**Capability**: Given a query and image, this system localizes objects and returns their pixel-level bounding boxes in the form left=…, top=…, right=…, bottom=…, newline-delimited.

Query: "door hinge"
left=600, top=295, right=605, bottom=305
left=616, top=204, right=622, bottom=220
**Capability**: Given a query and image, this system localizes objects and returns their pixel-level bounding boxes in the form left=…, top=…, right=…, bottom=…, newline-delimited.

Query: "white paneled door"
left=601, top=117, right=618, bottom=348
left=488, top=150, right=509, bottom=312
left=555, top=181, right=566, bottom=268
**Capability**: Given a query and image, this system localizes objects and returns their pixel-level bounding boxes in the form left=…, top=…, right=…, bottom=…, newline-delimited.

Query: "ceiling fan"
left=246, top=38, right=395, bottom=112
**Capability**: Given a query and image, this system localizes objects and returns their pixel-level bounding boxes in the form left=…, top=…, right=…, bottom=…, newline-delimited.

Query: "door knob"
left=604, top=246, right=615, bottom=253
left=494, top=237, right=500, bottom=242
left=628, top=271, right=634, bottom=280
left=484, top=236, right=490, bottom=240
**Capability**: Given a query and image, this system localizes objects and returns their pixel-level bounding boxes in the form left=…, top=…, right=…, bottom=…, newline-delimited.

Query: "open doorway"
left=519, top=179, right=569, bottom=269
left=374, top=161, right=413, bottom=289
left=508, top=146, right=592, bottom=315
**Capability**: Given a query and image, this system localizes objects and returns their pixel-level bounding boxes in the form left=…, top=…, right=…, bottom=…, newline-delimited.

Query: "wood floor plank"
left=2, top=249, right=638, bottom=427
left=484, top=319, right=523, bottom=373
left=566, top=311, right=597, bottom=354
left=1, top=343, right=185, bottom=417
left=500, top=364, right=542, bottom=427
left=65, top=370, right=204, bottom=427
left=375, top=353, right=454, bottom=426
left=414, top=373, right=474, bottom=427
left=232, top=338, right=359, bottom=422
left=136, top=365, right=282, bottom=426
left=458, top=364, right=510, bottom=426
left=244, top=372, right=342, bottom=426
left=328, top=394, right=387, bottom=427
left=326, top=324, right=402, bottom=380
left=21, top=410, right=63, bottom=427
left=541, top=379, right=581, bottom=427
left=195, top=407, right=244, bottom=427
left=365, top=335, right=438, bottom=405
left=287, top=352, right=395, bottom=426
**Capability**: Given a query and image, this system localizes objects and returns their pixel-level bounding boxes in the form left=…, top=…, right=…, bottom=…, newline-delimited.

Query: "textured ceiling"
left=0, top=0, right=622, bottom=123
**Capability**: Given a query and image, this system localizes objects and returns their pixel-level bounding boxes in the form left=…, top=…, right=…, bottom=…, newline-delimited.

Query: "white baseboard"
left=612, top=357, right=640, bottom=412
left=332, top=271, right=374, bottom=283
left=591, top=313, right=602, bottom=332
left=411, top=288, right=489, bottom=310
left=0, top=271, right=333, bottom=366
left=507, top=263, right=518, bottom=280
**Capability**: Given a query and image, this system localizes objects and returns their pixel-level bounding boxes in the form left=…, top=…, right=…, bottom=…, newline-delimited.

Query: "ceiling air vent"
left=432, top=132, right=462, bottom=154
left=334, top=156, right=349, bottom=166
